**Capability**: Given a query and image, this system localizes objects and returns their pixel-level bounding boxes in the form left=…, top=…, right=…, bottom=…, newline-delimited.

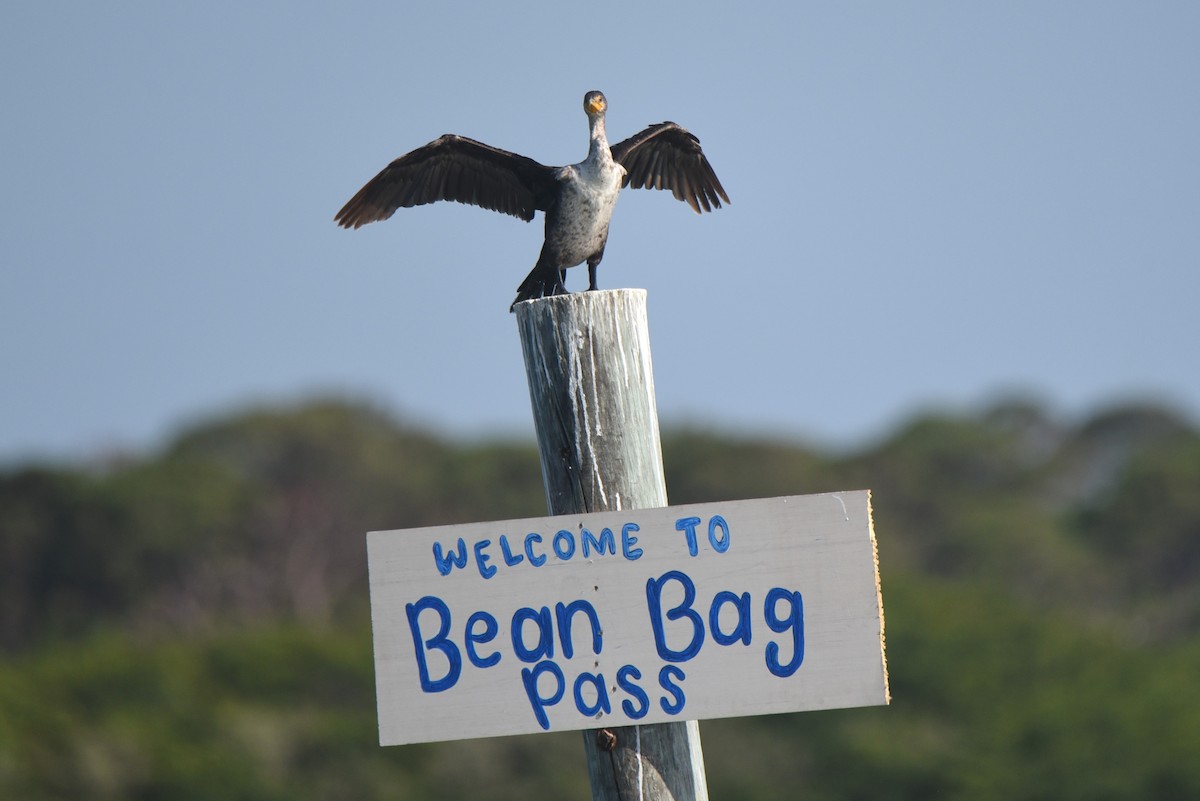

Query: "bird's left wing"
left=334, top=135, right=559, bottom=229
left=609, top=122, right=730, bottom=213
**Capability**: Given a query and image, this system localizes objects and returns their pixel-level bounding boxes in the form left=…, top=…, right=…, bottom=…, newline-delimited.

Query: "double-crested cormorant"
left=334, top=91, right=729, bottom=309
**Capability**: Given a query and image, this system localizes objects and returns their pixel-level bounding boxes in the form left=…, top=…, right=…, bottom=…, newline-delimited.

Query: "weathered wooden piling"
left=515, top=289, right=709, bottom=801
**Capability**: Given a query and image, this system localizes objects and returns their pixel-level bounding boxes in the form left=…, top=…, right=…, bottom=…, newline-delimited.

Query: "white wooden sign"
left=367, top=490, right=888, bottom=746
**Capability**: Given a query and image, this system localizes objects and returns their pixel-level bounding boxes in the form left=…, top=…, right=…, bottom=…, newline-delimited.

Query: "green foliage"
left=2, top=396, right=1199, bottom=799
left=0, top=400, right=545, bottom=646
left=1076, top=434, right=1200, bottom=581
left=701, top=574, right=1200, bottom=801
left=0, top=626, right=586, bottom=801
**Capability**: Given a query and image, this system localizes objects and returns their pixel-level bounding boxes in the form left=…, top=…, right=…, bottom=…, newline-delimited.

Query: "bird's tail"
left=510, top=258, right=564, bottom=311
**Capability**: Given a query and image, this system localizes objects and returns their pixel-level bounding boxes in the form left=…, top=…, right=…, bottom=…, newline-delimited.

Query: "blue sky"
left=3, top=2, right=1198, bottom=462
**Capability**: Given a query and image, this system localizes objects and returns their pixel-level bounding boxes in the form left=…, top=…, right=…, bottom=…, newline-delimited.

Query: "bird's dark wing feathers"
left=334, top=135, right=559, bottom=229
left=609, top=122, right=730, bottom=213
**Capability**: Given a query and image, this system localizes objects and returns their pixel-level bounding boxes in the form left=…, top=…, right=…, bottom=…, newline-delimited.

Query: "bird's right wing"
left=334, top=135, right=559, bottom=229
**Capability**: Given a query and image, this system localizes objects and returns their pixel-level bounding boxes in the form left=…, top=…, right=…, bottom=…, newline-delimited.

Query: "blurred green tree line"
left=1, top=397, right=1198, bottom=799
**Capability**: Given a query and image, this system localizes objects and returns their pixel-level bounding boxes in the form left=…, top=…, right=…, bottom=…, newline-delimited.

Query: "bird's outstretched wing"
left=609, top=122, right=730, bottom=213
left=334, top=135, right=559, bottom=228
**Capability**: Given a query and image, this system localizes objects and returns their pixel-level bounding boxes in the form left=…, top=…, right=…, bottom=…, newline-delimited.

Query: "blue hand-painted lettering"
left=764, top=588, right=805, bottom=677
left=521, top=661, right=565, bottom=730
left=581, top=526, right=616, bottom=557
left=658, top=665, right=687, bottom=714
left=616, top=665, right=649, bottom=719
left=554, top=599, right=602, bottom=659
left=709, top=590, right=752, bottom=646
left=675, top=516, right=702, bottom=556
left=473, top=539, right=497, bottom=579
left=511, top=606, right=555, bottom=662
left=524, top=532, right=547, bottom=566
left=646, top=570, right=705, bottom=662
left=464, top=610, right=500, bottom=668
left=552, top=529, right=576, bottom=560
left=432, top=538, right=469, bottom=575
left=499, top=534, right=524, bottom=566
left=621, top=522, right=643, bottom=560
left=573, top=672, right=612, bottom=717
left=405, top=596, right=461, bottom=692
left=708, top=515, right=731, bottom=553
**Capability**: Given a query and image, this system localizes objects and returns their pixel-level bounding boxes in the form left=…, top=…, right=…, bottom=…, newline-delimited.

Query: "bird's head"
left=584, top=91, right=607, bottom=117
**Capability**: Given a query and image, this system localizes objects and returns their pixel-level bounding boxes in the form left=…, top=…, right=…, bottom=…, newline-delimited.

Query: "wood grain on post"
left=515, top=289, right=709, bottom=801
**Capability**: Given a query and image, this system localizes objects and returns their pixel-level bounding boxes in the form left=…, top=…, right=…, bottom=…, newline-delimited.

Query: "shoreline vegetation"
left=2, top=397, right=1198, bottom=800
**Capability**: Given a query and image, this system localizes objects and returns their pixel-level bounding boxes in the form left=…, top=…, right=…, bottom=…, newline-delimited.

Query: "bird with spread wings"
left=335, top=90, right=729, bottom=310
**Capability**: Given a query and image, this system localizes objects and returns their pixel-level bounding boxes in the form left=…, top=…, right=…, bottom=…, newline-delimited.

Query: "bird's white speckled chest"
left=550, top=157, right=625, bottom=265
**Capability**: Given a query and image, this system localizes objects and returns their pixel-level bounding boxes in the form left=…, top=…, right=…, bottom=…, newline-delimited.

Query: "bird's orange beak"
left=586, top=95, right=606, bottom=115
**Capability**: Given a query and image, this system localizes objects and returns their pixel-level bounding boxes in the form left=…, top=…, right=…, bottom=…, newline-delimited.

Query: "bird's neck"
left=587, top=114, right=612, bottom=163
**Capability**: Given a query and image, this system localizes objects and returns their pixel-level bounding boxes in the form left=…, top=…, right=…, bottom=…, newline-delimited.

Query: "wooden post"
left=515, top=289, right=709, bottom=801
